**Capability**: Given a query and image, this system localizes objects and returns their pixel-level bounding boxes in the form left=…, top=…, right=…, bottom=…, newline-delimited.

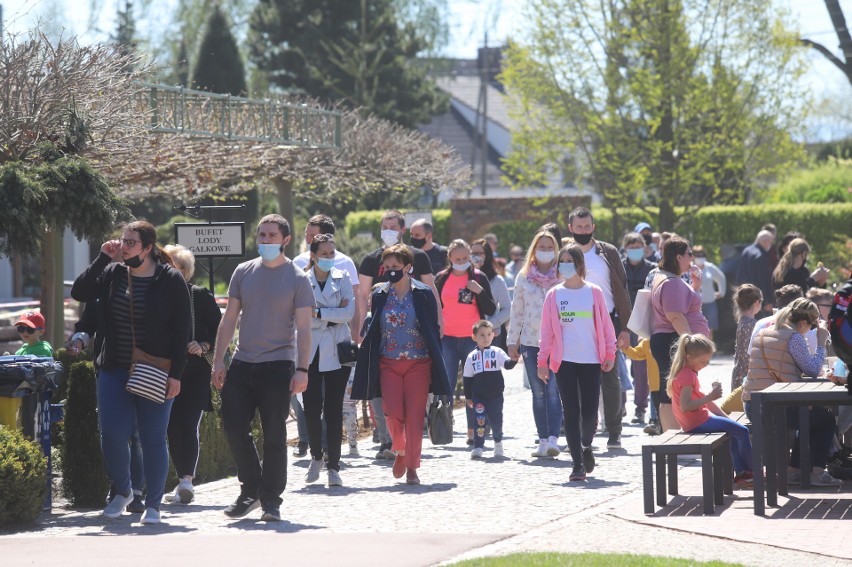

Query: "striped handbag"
left=124, top=272, right=171, bottom=404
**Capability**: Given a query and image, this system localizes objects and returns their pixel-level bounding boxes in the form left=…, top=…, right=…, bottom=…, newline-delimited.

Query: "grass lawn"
left=448, top=553, right=744, bottom=566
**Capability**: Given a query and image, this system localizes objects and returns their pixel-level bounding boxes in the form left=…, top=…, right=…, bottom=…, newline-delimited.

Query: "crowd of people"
left=64, top=208, right=851, bottom=523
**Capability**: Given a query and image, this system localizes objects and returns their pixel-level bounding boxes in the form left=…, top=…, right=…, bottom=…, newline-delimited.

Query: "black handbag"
left=427, top=396, right=454, bottom=445
left=337, top=340, right=358, bottom=367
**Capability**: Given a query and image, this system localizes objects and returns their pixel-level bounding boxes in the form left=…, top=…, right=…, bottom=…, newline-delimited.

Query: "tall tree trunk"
left=274, top=177, right=296, bottom=259
left=53, top=230, right=65, bottom=347
left=39, top=230, right=65, bottom=348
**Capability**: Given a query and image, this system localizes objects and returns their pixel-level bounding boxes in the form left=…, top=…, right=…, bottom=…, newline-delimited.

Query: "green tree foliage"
left=61, top=361, right=110, bottom=507
left=501, top=0, right=809, bottom=230
left=190, top=5, right=247, bottom=96
left=764, top=159, right=852, bottom=204
left=0, top=427, right=47, bottom=526
left=248, top=0, right=448, bottom=127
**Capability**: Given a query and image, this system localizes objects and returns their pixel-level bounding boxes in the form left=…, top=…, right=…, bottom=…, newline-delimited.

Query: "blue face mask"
left=258, top=243, right=282, bottom=262
left=452, top=261, right=471, bottom=272
left=650, top=243, right=658, bottom=253
left=559, top=262, right=577, bottom=280
left=316, top=258, right=336, bottom=272
left=626, top=248, right=645, bottom=262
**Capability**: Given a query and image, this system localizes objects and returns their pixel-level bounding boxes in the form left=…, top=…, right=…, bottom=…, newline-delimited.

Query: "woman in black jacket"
left=351, top=245, right=451, bottom=485
left=71, top=221, right=191, bottom=524
left=162, top=245, right=221, bottom=504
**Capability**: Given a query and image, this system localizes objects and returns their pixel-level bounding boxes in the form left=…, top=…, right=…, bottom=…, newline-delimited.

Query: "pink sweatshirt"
left=537, top=283, right=617, bottom=372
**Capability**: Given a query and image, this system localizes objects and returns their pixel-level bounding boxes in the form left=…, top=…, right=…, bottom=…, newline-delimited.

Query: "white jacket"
left=307, top=266, right=355, bottom=372
left=506, top=271, right=556, bottom=348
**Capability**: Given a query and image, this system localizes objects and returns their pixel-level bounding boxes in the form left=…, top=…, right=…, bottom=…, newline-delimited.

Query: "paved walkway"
left=2, top=355, right=852, bottom=566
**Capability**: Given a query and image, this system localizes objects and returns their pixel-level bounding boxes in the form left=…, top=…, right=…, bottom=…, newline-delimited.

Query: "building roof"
left=433, top=76, right=517, bottom=132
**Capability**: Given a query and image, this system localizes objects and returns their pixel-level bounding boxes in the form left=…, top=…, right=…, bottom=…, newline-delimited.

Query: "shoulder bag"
left=626, top=289, right=654, bottom=339
left=125, top=272, right=171, bottom=404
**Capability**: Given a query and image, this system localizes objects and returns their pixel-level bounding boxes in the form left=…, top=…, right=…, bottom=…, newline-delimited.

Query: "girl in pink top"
left=666, top=334, right=754, bottom=488
left=538, top=245, right=616, bottom=481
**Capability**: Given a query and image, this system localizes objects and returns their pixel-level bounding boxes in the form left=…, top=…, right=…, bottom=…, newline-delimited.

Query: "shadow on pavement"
left=771, top=497, right=852, bottom=520
left=555, top=480, right=630, bottom=489
left=224, top=519, right=323, bottom=533
left=647, top=495, right=737, bottom=517
left=359, top=482, right=457, bottom=494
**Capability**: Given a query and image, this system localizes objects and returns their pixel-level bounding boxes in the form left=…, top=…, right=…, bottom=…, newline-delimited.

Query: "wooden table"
left=751, top=381, right=852, bottom=515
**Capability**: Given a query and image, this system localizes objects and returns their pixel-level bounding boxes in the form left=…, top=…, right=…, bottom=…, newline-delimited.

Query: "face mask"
left=470, top=255, right=484, bottom=267
left=643, top=233, right=653, bottom=245
left=694, top=257, right=706, bottom=267
left=535, top=250, right=555, bottom=263
left=559, top=262, right=577, bottom=280
left=386, top=268, right=406, bottom=283
left=316, top=258, right=336, bottom=272
left=572, top=232, right=594, bottom=246
left=258, top=243, right=282, bottom=262
left=123, top=254, right=144, bottom=269
left=410, top=237, right=426, bottom=249
left=381, top=230, right=400, bottom=247
left=650, top=243, right=658, bottom=253
left=452, top=261, right=471, bottom=272
left=626, top=248, right=645, bottom=262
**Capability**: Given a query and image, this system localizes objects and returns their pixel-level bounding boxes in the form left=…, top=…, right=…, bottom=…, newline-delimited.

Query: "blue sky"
left=2, top=0, right=850, bottom=139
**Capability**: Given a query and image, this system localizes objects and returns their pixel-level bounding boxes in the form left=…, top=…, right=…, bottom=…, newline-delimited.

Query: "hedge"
left=0, top=426, right=47, bottom=525
left=347, top=204, right=852, bottom=276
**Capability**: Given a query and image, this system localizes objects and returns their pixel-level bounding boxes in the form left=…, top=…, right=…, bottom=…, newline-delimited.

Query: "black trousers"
left=221, top=359, right=293, bottom=508
left=303, top=353, right=350, bottom=471
left=167, top=402, right=204, bottom=478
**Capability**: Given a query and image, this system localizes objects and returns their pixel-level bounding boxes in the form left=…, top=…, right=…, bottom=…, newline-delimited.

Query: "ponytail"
left=665, top=334, right=716, bottom=399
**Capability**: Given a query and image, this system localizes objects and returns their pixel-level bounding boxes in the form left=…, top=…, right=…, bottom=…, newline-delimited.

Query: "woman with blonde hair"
left=772, top=237, right=828, bottom=292
left=507, top=229, right=563, bottom=457
left=743, top=298, right=841, bottom=486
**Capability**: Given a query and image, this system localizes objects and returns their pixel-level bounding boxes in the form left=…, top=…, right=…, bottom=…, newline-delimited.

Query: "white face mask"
left=535, top=250, right=556, bottom=263
left=695, top=257, right=706, bottom=267
left=380, top=229, right=400, bottom=247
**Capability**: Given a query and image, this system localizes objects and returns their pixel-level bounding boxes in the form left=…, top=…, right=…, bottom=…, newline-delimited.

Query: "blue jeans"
left=442, top=335, right=477, bottom=431
left=472, top=394, right=504, bottom=448
left=555, top=361, right=600, bottom=466
left=689, top=415, right=753, bottom=474
left=520, top=345, right=562, bottom=440
left=97, top=368, right=173, bottom=509
left=290, top=395, right=309, bottom=445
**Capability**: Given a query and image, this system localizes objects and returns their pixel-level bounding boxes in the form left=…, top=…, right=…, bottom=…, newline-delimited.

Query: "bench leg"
left=656, top=450, right=667, bottom=506
left=799, top=405, right=811, bottom=489
left=642, top=446, right=654, bottom=514
left=668, top=454, right=678, bottom=495
left=721, top=438, right=733, bottom=495
left=713, top=444, right=725, bottom=505
left=702, top=445, right=715, bottom=515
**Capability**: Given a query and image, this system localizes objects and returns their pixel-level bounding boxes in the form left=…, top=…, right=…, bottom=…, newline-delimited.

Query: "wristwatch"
left=296, top=367, right=309, bottom=373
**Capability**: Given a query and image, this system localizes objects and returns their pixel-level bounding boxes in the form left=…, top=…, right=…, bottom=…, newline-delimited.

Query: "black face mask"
left=643, top=233, right=652, bottom=245
left=410, top=237, right=427, bottom=249
left=124, top=254, right=144, bottom=269
left=572, top=232, right=594, bottom=246
left=386, top=269, right=406, bottom=283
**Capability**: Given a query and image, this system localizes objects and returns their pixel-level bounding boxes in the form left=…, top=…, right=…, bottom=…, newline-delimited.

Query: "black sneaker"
left=127, top=494, right=145, bottom=514
left=569, top=465, right=587, bottom=481
left=582, top=447, right=595, bottom=474
left=606, top=435, right=622, bottom=449
left=260, top=505, right=281, bottom=522
left=292, top=442, right=308, bottom=457
left=631, top=411, right=646, bottom=424
left=224, top=495, right=260, bottom=519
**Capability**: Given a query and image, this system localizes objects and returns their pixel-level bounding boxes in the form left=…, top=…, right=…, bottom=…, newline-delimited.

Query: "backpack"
left=828, top=277, right=852, bottom=369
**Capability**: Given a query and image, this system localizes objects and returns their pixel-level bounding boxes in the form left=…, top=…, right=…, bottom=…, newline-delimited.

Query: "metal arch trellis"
left=135, top=82, right=342, bottom=149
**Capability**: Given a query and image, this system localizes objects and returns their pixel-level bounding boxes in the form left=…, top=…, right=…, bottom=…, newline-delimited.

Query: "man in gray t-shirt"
left=212, top=214, right=315, bottom=522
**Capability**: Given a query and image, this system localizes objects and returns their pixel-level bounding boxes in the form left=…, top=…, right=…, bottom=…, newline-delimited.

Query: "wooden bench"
left=641, top=415, right=745, bottom=515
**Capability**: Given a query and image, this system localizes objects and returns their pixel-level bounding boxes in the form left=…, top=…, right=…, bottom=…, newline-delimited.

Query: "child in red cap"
left=14, top=311, right=53, bottom=357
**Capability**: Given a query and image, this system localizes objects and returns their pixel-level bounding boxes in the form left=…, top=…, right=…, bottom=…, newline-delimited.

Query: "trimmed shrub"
left=61, top=361, right=109, bottom=507
left=763, top=160, right=852, bottom=204
left=0, top=426, right=47, bottom=526
left=194, top=388, right=237, bottom=483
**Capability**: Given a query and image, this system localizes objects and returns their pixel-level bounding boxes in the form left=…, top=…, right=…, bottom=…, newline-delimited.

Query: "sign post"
left=175, top=204, right=246, bottom=291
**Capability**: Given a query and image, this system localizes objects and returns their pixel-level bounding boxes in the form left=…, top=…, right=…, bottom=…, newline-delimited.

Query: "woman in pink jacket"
left=538, top=244, right=617, bottom=482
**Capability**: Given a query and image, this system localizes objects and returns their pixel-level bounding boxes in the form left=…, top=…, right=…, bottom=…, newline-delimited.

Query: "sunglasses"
left=685, top=251, right=694, bottom=257
left=16, top=325, right=39, bottom=334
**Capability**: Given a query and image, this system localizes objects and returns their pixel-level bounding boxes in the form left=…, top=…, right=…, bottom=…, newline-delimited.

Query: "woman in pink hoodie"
left=538, top=244, right=617, bottom=481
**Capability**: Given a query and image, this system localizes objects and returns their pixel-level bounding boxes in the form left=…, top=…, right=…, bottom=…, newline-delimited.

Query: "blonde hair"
left=665, top=334, right=716, bottom=399
left=772, top=238, right=810, bottom=286
left=446, top=239, right=471, bottom=272
left=164, top=244, right=195, bottom=280
left=774, top=297, right=818, bottom=329
left=520, top=231, right=560, bottom=276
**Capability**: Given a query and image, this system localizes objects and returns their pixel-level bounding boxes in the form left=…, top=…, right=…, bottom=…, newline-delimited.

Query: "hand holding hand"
left=616, top=331, right=629, bottom=350
left=508, top=345, right=520, bottom=360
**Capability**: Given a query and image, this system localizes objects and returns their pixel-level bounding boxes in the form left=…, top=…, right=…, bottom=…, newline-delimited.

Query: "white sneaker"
left=177, top=478, right=194, bottom=504
left=305, top=458, right=323, bottom=483
left=327, top=469, right=343, bottom=487
left=348, top=444, right=359, bottom=457
left=494, top=441, right=504, bottom=458
left=163, top=487, right=179, bottom=503
left=140, top=508, right=161, bottom=525
left=102, top=492, right=134, bottom=518
left=531, top=439, right=548, bottom=457
left=546, top=436, right=560, bottom=457
left=471, top=447, right=484, bottom=459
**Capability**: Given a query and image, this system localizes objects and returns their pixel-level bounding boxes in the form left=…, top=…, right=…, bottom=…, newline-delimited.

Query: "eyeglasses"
left=16, top=325, right=38, bottom=334
left=120, top=238, right=140, bottom=248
